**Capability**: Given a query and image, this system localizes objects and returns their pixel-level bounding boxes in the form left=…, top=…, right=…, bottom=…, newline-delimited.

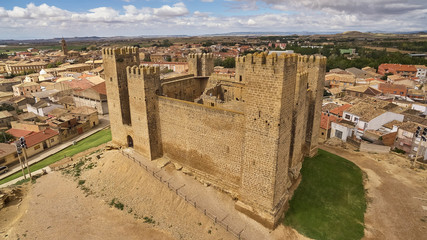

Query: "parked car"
left=0, top=166, right=8, bottom=175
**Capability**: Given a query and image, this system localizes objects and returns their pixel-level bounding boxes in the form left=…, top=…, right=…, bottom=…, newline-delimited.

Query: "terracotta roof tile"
left=91, top=82, right=106, bottom=95
left=24, top=128, right=58, bottom=147
left=330, top=104, right=352, bottom=117
left=6, top=128, right=33, bottom=138
left=320, top=113, right=339, bottom=130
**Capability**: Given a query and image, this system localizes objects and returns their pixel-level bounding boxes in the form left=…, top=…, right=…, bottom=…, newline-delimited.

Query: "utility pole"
left=14, top=142, right=26, bottom=180
left=413, top=126, right=427, bottom=168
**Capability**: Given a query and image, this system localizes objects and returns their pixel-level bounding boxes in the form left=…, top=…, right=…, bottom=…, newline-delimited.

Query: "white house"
left=415, top=65, right=426, bottom=79
left=342, top=98, right=405, bottom=138
left=330, top=120, right=355, bottom=142
left=411, top=103, right=427, bottom=115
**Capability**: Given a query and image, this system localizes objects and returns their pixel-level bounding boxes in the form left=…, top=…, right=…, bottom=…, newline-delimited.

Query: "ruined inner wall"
left=161, top=77, right=208, bottom=102
left=158, top=96, right=245, bottom=193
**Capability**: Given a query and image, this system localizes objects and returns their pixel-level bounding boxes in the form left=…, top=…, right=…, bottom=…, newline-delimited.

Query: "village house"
left=394, top=121, right=427, bottom=158
left=330, top=119, right=356, bottom=142
left=415, top=65, right=427, bottom=79
left=0, top=143, right=18, bottom=167
left=26, top=100, right=64, bottom=117
left=12, top=82, right=42, bottom=97
left=73, top=82, right=108, bottom=115
left=0, top=110, right=14, bottom=129
left=70, top=106, right=99, bottom=128
left=0, top=92, right=14, bottom=101
left=325, top=72, right=356, bottom=88
left=344, top=85, right=382, bottom=98
left=378, top=64, right=418, bottom=78
left=6, top=128, right=60, bottom=158
left=319, top=113, right=339, bottom=139
left=342, top=98, right=405, bottom=138
left=0, top=79, right=23, bottom=92
left=407, top=89, right=427, bottom=101
left=378, top=83, right=408, bottom=96
left=411, top=103, right=427, bottom=115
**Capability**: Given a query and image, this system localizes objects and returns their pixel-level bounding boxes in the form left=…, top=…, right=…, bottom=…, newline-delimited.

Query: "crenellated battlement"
left=237, top=52, right=298, bottom=66
left=298, top=54, right=327, bottom=65
left=188, top=52, right=214, bottom=59
left=102, top=46, right=139, bottom=57
left=126, top=65, right=160, bottom=77
left=297, top=71, right=309, bottom=80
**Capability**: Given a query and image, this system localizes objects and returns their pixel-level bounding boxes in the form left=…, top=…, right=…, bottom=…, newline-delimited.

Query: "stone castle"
left=102, top=47, right=326, bottom=228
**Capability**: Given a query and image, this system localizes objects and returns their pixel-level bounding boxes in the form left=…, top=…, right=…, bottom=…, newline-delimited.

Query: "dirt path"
left=320, top=144, right=427, bottom=240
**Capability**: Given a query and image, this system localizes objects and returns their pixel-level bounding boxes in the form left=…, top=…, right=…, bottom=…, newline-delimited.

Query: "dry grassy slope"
left=82, top=150, right=234, bottom=240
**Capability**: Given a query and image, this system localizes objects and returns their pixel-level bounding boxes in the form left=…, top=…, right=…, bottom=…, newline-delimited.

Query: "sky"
left=0, top=0, right=426, bottom=39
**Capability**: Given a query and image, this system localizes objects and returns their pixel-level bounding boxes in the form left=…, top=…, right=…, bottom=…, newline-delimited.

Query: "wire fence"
left=120, top=150, right=246, bottom=240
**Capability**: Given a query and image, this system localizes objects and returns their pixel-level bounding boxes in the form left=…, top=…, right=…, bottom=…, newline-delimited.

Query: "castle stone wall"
left=237, top=53, right=298, bottom=228
left=298, top=55, right=327, bottom=157
left=103, top=46, right=327, bottom=230
left=158, top=96, right=245, bottom=193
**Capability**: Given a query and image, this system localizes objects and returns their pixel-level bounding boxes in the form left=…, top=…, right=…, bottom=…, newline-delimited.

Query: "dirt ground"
left=0, top=148, right=308, bottom=240
left=0, top=172, right=174, bottom=240
left=321, top=142, right=427, bottom=240
left=3, top=141, right=423, bottom=240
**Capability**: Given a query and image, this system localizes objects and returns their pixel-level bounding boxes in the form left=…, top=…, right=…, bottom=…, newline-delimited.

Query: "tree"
left=0, top=131, right=14, bottom=143
left=0, top=103, right=15, bottom=111
left=223, top=57, right=235, bottom=68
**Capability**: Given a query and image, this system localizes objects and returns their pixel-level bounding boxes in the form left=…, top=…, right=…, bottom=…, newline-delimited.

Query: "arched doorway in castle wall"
left=127, top=135, right=134, bottom=148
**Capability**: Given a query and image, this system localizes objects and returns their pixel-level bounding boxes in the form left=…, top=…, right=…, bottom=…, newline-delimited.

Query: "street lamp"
left=16, top=136, right=32, bottom=179
left=413, top=126, right=427, bottom=168
left=324, top=111, right=330, bottom=141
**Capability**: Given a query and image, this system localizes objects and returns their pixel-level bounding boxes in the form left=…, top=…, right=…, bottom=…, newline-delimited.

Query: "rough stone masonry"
left=102, top=47, right=326, bottom=229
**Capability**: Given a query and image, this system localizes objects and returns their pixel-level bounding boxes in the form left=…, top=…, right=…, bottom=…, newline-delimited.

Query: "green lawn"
left=0, top=129, right=111, bottom=185
left=283, top=149, right=366, bottom=240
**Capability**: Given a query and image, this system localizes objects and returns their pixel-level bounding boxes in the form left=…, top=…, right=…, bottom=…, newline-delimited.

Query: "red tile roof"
left=6, top=128, right=33, bottom=138
left=320, top=113, right=339, bottom=130
left=25, top=128, right=58, bottom=147
left=91, top=82, right=106, bottom=95
left=330, top=104, right=352, bottom=117
left=63, top=78, right=94, bottom=91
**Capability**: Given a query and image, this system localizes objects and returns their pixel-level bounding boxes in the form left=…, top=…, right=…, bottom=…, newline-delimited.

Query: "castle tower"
left=102, top=47, right=139, bottom=147
left=236, top=52, right=298, bottom=228
left=288, top=71, right=309, bottom=182
left=61, top=38, right=68, bottom=56
left=127, top=66, right=163, bottom=160
left=187, top=53, right=214, bottom=77
left=298, top=55, right=327, bottom=157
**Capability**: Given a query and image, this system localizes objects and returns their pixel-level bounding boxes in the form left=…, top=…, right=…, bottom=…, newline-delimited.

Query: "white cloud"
left=201, top=0, right=214, bottom=2
left=0, top=2, right=425, bottom=39
left=153, top=2, right=189, bottom=17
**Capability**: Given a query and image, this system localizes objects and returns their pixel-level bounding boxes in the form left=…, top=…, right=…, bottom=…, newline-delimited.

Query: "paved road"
left=0, top=115, right=110, bottom=182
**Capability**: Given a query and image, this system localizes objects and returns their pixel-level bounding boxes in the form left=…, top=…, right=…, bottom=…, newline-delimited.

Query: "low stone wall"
left=360, top=142, right=390, bottom=154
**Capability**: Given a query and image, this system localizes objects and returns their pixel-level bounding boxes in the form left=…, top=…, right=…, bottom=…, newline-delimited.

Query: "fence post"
left=204, top=209, right=206, bottom=215
left=215, top=216, right=217, bottom=223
